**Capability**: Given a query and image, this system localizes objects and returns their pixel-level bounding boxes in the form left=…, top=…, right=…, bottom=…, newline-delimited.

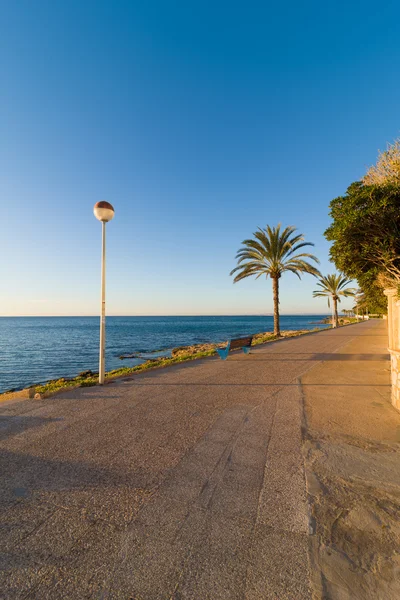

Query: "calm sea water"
left=0, top=315, right=329, bottom=393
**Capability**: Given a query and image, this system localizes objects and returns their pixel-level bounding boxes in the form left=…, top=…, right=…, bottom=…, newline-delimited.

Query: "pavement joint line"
left=16, top=506, right=63, bottom=544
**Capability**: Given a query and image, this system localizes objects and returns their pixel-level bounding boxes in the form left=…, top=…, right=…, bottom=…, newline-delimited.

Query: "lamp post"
left=93, top=201, right=115, bottom=384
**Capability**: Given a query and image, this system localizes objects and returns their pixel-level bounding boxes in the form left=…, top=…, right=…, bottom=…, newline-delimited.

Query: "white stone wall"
left=384, top=289, right=400, bottom=412
left=389, top=350, right=400, bottom=411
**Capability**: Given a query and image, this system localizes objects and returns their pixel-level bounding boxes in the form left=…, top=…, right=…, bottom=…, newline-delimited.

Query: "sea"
left=0, top=315, right=329, bottom=393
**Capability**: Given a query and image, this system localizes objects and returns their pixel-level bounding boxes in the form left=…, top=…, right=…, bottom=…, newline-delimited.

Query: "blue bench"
left=216, top=335, right=253, bottom=360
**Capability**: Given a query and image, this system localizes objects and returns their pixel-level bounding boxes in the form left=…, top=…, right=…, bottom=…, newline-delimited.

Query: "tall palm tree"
left=230, top=224, right=320, bottom=337
left=313, top=274, right=356, bottom=328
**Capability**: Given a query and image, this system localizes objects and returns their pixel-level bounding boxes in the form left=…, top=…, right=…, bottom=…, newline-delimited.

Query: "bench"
left=216, top=336, right=253, bottom=360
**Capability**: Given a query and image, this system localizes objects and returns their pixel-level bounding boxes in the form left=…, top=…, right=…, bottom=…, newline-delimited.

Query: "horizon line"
left=0, top=313, right=333, bottom=318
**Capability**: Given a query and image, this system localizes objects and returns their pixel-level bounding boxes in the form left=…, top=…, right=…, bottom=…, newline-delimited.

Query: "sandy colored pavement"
left=0, top=320, right=397, bottom=599
left=302, top=319, right=400, bottom=600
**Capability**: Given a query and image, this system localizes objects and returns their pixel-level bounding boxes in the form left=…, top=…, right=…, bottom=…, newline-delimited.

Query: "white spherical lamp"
left=93, top=201, right=115, bottom=223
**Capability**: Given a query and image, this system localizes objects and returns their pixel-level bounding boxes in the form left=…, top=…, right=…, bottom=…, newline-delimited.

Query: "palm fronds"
left=230, top=224, right=320, bottom=282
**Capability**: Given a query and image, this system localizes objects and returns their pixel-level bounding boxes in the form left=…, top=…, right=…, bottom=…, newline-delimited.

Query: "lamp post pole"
left=99, top=220, right=106, bottom=384
left=94, top=201, right=115, bottom=385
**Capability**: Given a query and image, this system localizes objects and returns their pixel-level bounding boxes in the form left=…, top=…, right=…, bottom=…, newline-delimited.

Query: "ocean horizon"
left=0, top=313, right=331, bottom=318
left=0, top=315, right=330, bottom=393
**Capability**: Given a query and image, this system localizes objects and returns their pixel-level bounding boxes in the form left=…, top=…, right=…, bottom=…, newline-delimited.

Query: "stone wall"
left=384, top=288, right=400, bottom=412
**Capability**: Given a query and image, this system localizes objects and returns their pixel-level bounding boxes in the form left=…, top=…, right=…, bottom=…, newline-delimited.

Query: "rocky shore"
left=170, top=329, right=314, bottom=357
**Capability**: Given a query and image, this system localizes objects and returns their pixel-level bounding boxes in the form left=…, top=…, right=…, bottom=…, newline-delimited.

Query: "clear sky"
left=1, top=0, right=399, bottom=316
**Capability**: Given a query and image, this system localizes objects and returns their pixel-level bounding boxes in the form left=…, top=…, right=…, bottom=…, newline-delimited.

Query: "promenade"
left=1, top=320, right=399, bottom=599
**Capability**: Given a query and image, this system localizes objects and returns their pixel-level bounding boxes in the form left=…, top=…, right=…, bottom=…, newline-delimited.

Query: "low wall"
left=0, top=387, right=36, bottom=403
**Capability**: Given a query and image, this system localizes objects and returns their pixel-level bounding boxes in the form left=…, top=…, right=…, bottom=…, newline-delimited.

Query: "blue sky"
left=1, top=0, right=399, bottom=316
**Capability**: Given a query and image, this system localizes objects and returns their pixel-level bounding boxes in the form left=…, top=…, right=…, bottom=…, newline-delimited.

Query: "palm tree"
left=353, top=289, right=368, bottom=320
left=313, top=274, right=356, bottom=328
left=230, top=224, right=320, bottom=337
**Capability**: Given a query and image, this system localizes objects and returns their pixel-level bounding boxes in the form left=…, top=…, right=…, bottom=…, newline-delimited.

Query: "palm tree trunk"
left=333, top=297, right=339, bottom=328
left=272, top=276, right=280, bottom=337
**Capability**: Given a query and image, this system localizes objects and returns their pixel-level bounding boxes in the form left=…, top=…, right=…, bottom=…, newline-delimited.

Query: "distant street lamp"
left=93, top=201, right=115, bottom=384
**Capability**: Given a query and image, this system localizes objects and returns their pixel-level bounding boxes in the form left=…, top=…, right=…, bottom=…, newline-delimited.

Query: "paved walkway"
left=301, top=320, right=400, bottom=600
left=0, top=320, right=391, bottom=599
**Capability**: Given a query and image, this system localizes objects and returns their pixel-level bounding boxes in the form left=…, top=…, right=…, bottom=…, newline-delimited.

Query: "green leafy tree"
left=230, top=224, right=320, bottom=336
left=325, top=182, right=400, bottom=280
left=325, top=181, right=400, bottom=311
left=313, top=274, right=356, bottom=328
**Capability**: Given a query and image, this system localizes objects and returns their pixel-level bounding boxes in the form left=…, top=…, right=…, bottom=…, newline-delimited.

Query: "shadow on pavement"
left=0, top=416, right=63, bottom=442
